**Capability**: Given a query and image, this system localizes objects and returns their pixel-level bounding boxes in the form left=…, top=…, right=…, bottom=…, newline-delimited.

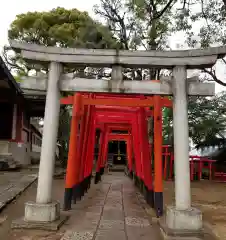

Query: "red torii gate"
left=61, top=92, right=172, bottom=217
left=94, top=110, right=146, bottom=185
left=93, top=109, right=154, bottom=197
left=95, top=123, right=132, bottom=177
left=107, top=133, right=133, bottom=172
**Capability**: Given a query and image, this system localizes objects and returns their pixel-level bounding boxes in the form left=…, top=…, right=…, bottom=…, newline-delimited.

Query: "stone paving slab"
left=95, top=229, right=126, bottom=240
left=60, top=174, right=162, bottom=240
left=0, top=174, right=37, bottom=212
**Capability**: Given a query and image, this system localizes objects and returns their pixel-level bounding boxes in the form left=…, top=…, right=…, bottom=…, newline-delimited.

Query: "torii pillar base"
left=11, top=201, right=68, bottom=231
left=159, top=206, right=203, bottom=239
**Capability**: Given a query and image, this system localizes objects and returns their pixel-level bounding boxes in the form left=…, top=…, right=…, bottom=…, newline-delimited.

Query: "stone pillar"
left=25, top=62, right=62, bottom=223
left=110, top=65, right=123, bottom=92
left=172, top=66, right=191, bottom=210
left=161, top=66, right=202, bottom=238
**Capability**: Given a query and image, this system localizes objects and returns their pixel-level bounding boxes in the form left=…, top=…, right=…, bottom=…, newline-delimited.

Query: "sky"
left=0, top=0, right=225, bottom=93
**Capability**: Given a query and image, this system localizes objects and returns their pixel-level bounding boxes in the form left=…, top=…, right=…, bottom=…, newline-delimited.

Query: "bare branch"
left=2, top=46, right=26, bottom=73
left=155, top=0, right=176, bottom=19
left=203, top=68, right=226, bottom=86
left=222, top=58, right=226, bottom=65
left=95, top=0, right=129, bottom=49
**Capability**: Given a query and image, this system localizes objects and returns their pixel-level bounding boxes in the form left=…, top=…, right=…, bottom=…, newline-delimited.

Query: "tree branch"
left=96, top=0, right=129, bottom=49
left=155, top=0, right=176, bottom=19
left=203, top=68, right=226, bottom=86
left=2, top=47, right=26, bottom=73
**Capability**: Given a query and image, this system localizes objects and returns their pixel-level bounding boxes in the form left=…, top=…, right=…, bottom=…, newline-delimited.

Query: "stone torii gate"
left=10, top=40, right=225, bottom=237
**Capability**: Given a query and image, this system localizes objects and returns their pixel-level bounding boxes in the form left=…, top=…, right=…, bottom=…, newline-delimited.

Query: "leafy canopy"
left=5, top=7, right=118, bottom=75
left=5, top=7, right=118, bottom=166
left=9, top=7, right=117, bottom=48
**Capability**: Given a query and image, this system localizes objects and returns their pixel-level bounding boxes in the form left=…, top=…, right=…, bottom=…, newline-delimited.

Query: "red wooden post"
left=86, top=108, right=97, bottom=183
left=163, top=146, right=170, bottom=180
left=100, top=126, right=108, bottom=175
left=126, top=133, right=133, bottom=172
left=138, top=109, right=145, bottom=182
left=83, top=105, right=96, bottom=187
left=64, top=93, right=82, bottom=210
left=131, top=118, right=141, bottom=187
left=136, top=108, right=146, bottom=194
left=94, top=125, right=105, bottom=184
left=80, top=104, right=93, bottom=191
left=76, top=104, right=88, bottom=198
left=140, top=107, right=154, bottom=207
left=153, top=95, right=163, bottom=217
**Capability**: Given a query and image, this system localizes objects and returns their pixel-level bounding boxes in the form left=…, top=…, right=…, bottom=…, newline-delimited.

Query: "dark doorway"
left=108, top=141, right=127, bottom=165
left=0, top=103, right=13, bottom=140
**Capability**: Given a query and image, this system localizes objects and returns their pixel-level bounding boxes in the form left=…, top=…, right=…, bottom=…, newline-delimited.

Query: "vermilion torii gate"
left=10, top=40, right=223, bottom=238
left=61, top=93, right=172, bottom=216
left=61, top=94, right=165, bottom=212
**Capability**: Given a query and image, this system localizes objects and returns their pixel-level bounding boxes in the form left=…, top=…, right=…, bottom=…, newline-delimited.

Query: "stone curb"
left=0, top=174, right=37, bottom=212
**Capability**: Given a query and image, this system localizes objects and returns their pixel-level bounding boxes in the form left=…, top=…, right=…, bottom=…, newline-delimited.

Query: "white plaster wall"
left=32, top=144, right=41, bottom=153
left=9, top=142, right=31, bottom=165
left=0, top=141, right=10, bottom=154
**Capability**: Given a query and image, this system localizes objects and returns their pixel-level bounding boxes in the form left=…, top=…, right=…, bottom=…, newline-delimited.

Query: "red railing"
left=154, top=145, right=225, bottom=182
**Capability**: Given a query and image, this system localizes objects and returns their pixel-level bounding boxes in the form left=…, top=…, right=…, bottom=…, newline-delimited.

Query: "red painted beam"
left=61, top=94, right=172, bottom=108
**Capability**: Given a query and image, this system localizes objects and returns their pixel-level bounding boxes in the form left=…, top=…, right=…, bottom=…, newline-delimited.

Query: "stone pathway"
left=60, top=173, right=162, bottom=240
left=0, top=172, right=37, bottom=211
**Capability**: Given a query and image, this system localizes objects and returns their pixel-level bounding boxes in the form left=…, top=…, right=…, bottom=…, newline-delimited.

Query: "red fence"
left=159, top=145, right=226, bottom=182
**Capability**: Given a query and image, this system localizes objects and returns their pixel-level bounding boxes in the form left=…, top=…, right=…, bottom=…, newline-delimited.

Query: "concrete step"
left=0, top=155, right=21, bottom=171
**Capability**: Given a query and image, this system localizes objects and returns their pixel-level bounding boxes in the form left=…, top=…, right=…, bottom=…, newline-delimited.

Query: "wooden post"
left=80, top=105, right=92, bottom=192
left=140, top=107, right=154, bottom=207
left=137, top=108, right=145, bottom=193
left=126, top=134, right=133, bottom=173
left=94, top=126, right=104, bottom=184
left=131, top=115, right=142, bottom=188
left=100, top=126, right=108, bottom=175
left=86, top=107, right=97, bottom=183
left=153, top=95, right=163, bottom=217
left=64, top=93, right=82, bottom=210
left=84, top=105, right=95, bottom=188
left=76, top=105, right=88, bottom=199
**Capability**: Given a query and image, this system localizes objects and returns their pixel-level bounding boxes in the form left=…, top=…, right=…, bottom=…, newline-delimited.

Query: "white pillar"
left=172, top=66, right=191, bottom=210
left=36, top=62, right=62, bottom=204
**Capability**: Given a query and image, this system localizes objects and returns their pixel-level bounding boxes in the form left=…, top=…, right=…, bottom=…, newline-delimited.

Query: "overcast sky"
left=0, top=0, right=225, bottom=93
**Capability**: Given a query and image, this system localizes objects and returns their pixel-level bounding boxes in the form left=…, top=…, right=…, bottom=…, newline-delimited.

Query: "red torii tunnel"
left=61, top=92, right=172, bottom=217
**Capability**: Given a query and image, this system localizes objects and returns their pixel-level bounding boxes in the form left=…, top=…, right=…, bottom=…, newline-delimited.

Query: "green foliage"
left=5, top=7, right=117, bottom=75
left=126, top=0, right=176, bottom=50
left=188, top=93, right=226, bottom=145
left=58, top=106, right=71, bottom=167
left=94, top=0, right=226, bottom=146
left=174, top=0, right=226, bottom=86
left=5, top=7, right=118, bottom=166
left=94, top=0, right=176, bottom=51
left=9, top=7, right=117, bottom=48
left=163, top=92, right=226, bottom=147
left=175, top=0, right=226, bottom=48
left=162, top=106, right=173, bottom=144
left=5, top=2, right=226, bottom=153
